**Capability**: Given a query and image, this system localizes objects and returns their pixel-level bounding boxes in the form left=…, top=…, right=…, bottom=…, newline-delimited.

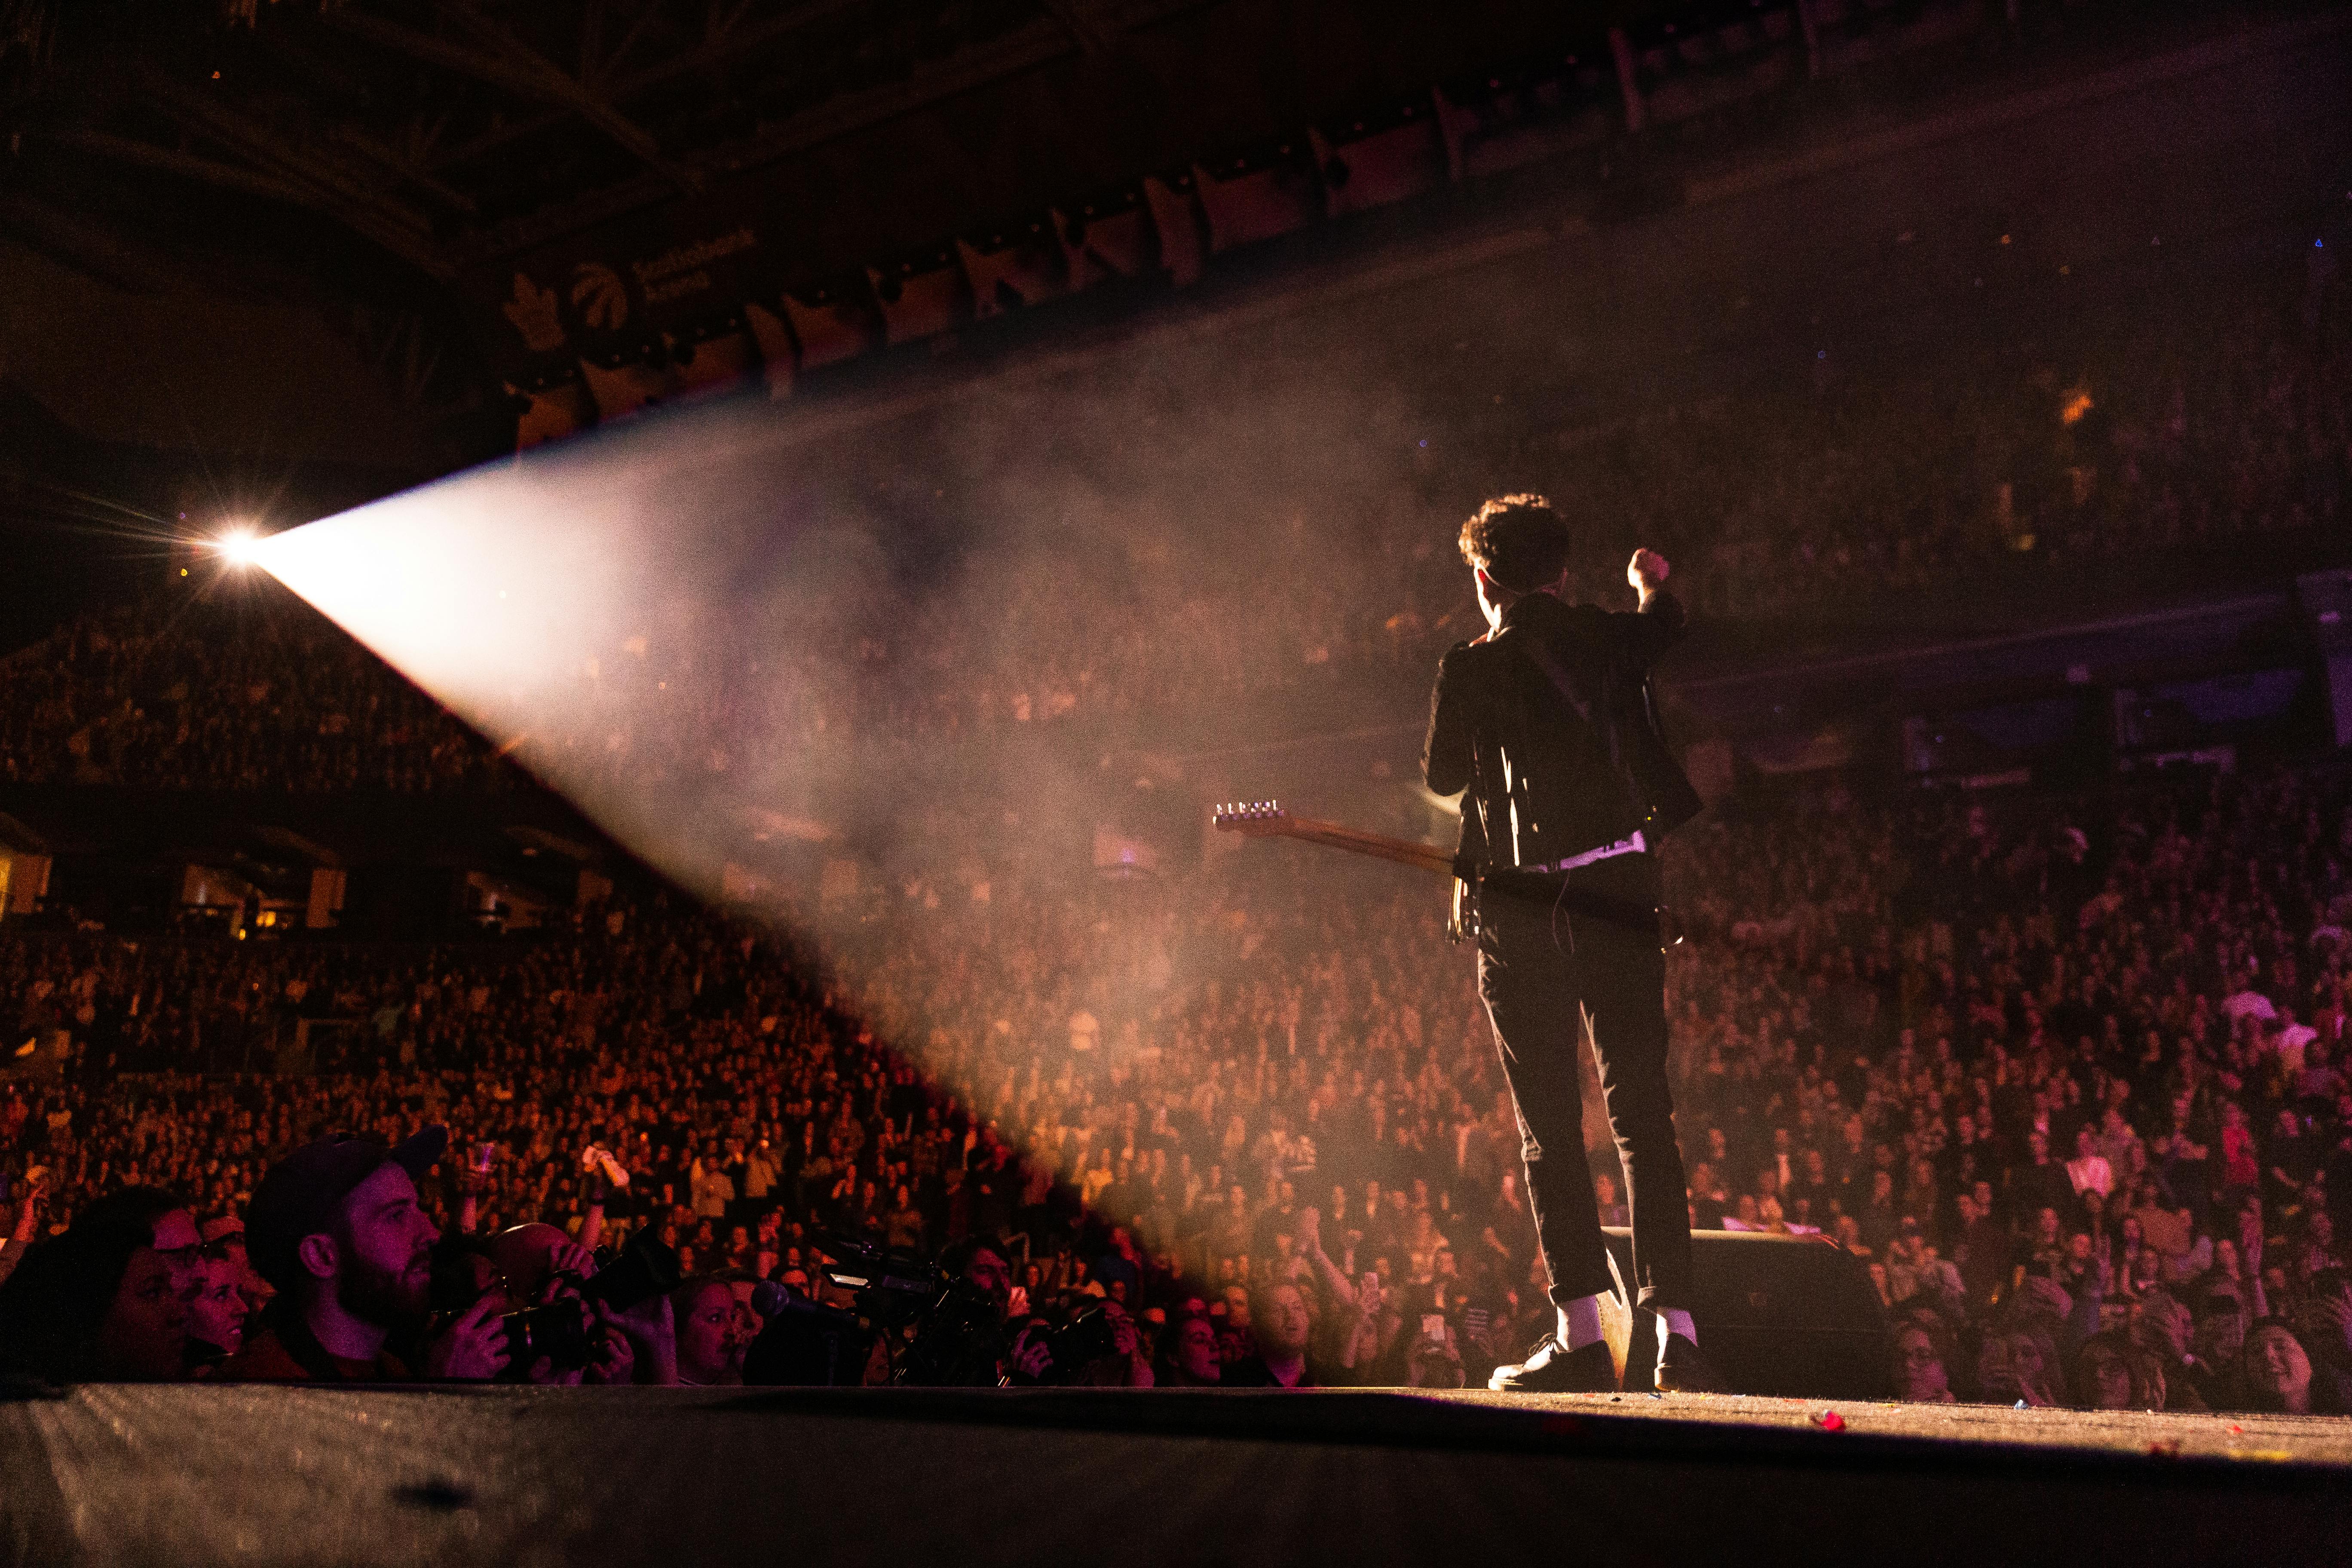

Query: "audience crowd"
left=4, top=757, right=2352, bottom=1407
left=0, top=250, right=2339, bottom=797
left=0, top=603, right=504, bottom=793
left=0, top=242, right=2346, bottom=1404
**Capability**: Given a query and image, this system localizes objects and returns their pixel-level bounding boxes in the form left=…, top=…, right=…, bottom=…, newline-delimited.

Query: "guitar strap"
left=1478, top=628, right=1676, bottom=949
left=1506, top=628, right=1652, bottom=836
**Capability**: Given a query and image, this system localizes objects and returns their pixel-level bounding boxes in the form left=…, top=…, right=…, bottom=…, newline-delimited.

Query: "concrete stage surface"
left=4, top=1384, right=2347, bottom=1566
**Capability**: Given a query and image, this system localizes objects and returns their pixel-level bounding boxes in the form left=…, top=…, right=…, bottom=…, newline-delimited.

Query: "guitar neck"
left=1268, top=817, right=1456, bottom=876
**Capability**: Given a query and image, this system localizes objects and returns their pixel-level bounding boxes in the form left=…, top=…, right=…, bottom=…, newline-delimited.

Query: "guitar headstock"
left=1211, top=799, right=1289, bottom=835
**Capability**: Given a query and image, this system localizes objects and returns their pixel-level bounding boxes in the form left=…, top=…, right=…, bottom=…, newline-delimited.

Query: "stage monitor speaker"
left=1599, top=1227, right=1890, bottom=1399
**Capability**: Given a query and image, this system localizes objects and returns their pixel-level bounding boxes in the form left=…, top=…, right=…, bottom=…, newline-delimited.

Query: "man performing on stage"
left=1422, top=494, right=1714, bottom=1394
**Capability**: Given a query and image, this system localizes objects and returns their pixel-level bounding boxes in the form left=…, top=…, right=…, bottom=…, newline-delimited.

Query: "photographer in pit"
left=882, top=1232, right=1019, bottom=1386
left=229, top=1127, right=674, bottom=1384
left=742, top=1234, right=903, bottom=1386
left=475, top=1222, right=676, bottom=1385
left=1008, top=1293, right=1155, bottom=1388
left=737, top=1230, right=1148, bottom=1387
left=229, top=1128, right=509, bottom=1382
left=934, top=1233, right=1147, bottom=1387
left=966, top=1234, right=1148, bottom=1388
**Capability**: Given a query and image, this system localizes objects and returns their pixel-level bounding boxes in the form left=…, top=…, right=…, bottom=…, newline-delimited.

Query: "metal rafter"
left=0, top=191, right=187, bottom=294
left=325, top=2, right=701, bottom=193
left=130, top=64, right=456, bottom=280
left=420, top=0, right=1216, bottom=260
left=608, top=0, right=865, bottom=98
left=40, top=127, right=322, bottom=207
left=240, top=22, right=479, bottom=212
left=579, top=0, right=676, bottom=87
left=423, top=0, right=873, bottom=172
left=1038, top=0, right=1121, bottom=55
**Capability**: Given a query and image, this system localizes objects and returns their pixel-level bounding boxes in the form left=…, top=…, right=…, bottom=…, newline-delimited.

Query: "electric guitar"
left=1209, top=799, right=1681, bottom=950
left=1209, top=800, right=1455, bottom=874
left=1210, top=800, right=1479, bottom=942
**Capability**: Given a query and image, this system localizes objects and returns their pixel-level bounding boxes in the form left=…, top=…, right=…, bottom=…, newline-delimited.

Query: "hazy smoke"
left=259, top=325, right=1490, bottom=1007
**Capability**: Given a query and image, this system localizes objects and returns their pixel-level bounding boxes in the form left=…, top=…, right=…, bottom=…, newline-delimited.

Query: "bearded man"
left=228, top=1127, right=507, bottom=1382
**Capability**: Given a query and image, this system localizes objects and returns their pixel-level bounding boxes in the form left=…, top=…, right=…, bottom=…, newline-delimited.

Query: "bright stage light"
left=215, top=528, right=263, bottom=567
left=248, top=429, right=739, bottom=889
left=253, top=465, right=626, bottom=718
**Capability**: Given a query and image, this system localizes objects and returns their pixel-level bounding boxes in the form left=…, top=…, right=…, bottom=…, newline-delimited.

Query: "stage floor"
left=1433, top=1386, right=2352, bottom=1464
left=6, top=1384, right=2348, bottom=1566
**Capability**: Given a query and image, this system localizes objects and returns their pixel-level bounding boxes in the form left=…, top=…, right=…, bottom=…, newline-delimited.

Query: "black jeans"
left=1476, top=852, right=1691, bottom=1313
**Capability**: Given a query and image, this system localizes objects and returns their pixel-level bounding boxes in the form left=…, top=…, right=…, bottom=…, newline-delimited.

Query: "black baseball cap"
left=245, top=1126, right=448, bottom=1290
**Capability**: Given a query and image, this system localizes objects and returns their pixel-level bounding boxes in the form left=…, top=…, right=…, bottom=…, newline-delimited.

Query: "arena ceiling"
left=0, top=0, right=1655, bottom=469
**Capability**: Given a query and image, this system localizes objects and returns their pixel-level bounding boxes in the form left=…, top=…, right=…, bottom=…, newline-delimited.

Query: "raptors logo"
left=500, top=273, right=566, bottom=352
left=570, top=262, right=630, bottom=331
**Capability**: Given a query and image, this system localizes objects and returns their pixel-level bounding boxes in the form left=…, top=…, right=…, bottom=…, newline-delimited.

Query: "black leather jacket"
left=1422, top=589, right=1701, bottom=872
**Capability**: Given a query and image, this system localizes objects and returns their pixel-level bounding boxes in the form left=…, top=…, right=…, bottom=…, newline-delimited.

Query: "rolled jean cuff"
left=1548, top=1273, right=1620, bottom=1309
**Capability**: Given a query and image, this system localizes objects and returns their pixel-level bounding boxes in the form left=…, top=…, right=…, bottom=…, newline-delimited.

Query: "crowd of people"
left=0, top=897, right=1169, bottom=1386
left=790, top=761, right=2352, bottom=1407
left=0, top=245, right=2339, bottom=798
left=0, top=597, right=506, bottom=793
left=0, top=233, right=2346, bottom=1405
left=1660, top=769, right=2352, bottom=1412
left=5, top=752, right=2352, bottom=1406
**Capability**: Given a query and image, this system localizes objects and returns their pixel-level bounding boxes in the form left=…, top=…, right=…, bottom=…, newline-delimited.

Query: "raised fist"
left=1628, top=549, right=1670, bottom=592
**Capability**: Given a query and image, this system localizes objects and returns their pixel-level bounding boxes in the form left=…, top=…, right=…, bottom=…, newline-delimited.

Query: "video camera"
left=741, top=1281, right=868, bottom=1386
left=742, top=1232, right=1002, bottom=1387
left=806, top=1231, right=953, bottom=1323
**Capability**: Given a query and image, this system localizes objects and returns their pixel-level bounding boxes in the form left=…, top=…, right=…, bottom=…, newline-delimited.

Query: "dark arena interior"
left=4, top=1, right=2352, bottom=1561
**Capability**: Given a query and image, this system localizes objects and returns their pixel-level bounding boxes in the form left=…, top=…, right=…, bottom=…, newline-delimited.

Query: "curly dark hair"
left=1457, top=494, right=1570, bottom=594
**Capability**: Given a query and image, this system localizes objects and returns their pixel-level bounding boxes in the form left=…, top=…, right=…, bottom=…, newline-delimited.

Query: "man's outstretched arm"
left=1612, top=548, right=1687, bottom=669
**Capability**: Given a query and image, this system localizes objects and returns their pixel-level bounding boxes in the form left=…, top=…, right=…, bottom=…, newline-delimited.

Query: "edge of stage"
left=6, top=1384, right=2347, bottom=1566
